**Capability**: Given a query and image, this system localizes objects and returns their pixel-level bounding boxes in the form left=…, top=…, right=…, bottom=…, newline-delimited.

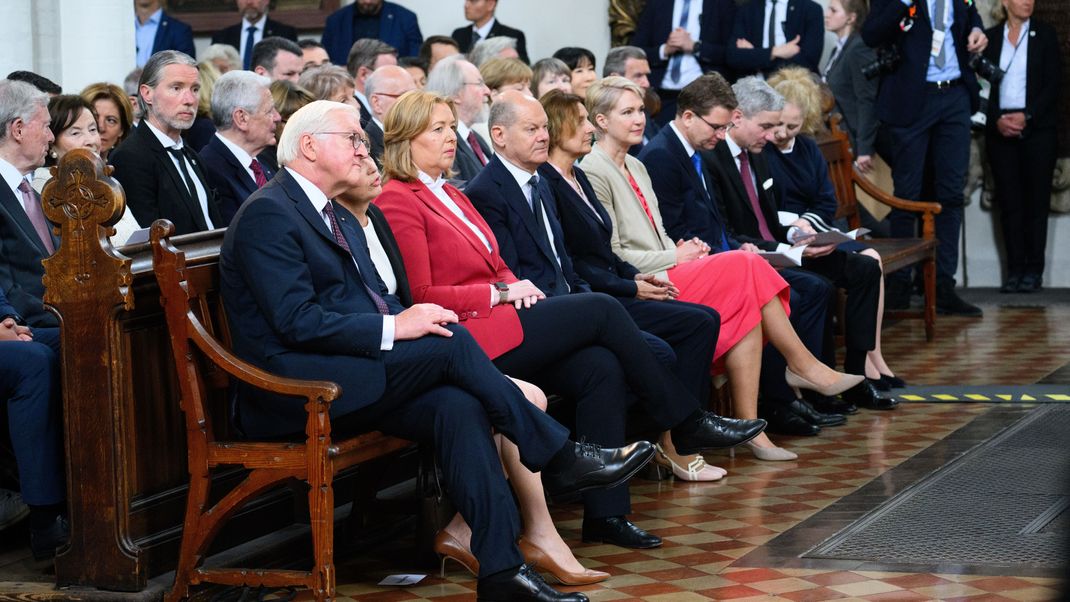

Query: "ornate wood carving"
left=608, top=0, right=648, bottom=47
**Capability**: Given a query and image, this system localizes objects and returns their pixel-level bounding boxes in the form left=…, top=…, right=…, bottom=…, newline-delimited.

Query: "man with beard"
left=111, top=51, right=222, bottom=235
left=211, top=0, right=297, bottom=71
left=322, top=0, right=423, bottom=66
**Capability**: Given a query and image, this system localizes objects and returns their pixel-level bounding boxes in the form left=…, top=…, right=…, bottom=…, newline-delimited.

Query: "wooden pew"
left=35, top=149, right=412, bottom=598
left=817, top=120, right=942, bottom=341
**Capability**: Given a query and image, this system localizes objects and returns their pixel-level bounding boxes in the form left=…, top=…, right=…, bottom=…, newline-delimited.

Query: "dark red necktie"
left=250, top=158, right=267, bottom=188
left=468, top=131, right=488, bottom=166
left=322, top=201, right=390, bottom=315
left=738, top=151, right=775, bottom=241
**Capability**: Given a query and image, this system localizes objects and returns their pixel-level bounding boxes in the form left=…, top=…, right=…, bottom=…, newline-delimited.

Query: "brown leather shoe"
left=434, top=530, right=479, bottom=577
left=519, top=537, right=609, bottom=586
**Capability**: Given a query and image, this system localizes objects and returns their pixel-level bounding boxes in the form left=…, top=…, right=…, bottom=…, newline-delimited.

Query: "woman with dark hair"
left=531, top=58, right=573, bottom=98
left=33, top=95, right=141, bottom=244
left=80, top=82, right=134, bottom=160
left=552, top=47, right=598, bottom=99
left=822, top=0, right=877, bottom=172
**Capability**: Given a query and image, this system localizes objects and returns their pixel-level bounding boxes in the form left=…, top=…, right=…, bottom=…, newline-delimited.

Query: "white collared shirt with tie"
left=145, top=119, right=216, bottom=230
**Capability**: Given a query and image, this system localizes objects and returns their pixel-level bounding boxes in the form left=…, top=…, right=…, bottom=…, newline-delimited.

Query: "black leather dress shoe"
left=788, top=398, right=846, bottom=427
left=543, top=441, right=654, bottom=502
left=1000, top=274, right=1022, bottom=293
left=670, top=412, right=766, bottom=454
left=1019, top=274, right=1042, bottom=293
left=936, top=283, right=983, bottom=317
left=842, top=380, right=899, bottom=410
left=879, top=374, right=907, bottom=389
left=582, top=516, right=662, bottom=549
left=30, top=515, right=69, bottom=561
left=868, top=376, right=891, bottom=392
left=807, top=393, right=858, bottom=415
left=761, top=405, right=820, bottom=436
left=477, top=564, right=588, bottom=601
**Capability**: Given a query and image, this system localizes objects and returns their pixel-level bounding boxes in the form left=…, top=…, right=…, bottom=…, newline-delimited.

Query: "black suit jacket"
left=211, top=17, right=298, bottom=49
left=630, top=0, right=737, bottom=84
left=453, top=129, right=492, bottom=185
left=727, top=0, right=825, bottom=76
left=451, top=20, right=529, bottom=64
left=638, top=126, right=736, bottom=250
left=466, top=157, right=589, bottom=297
left=110, top=120, right=223, bottom=236
left=365, top=120, right=386, bottom=164
left=150, top=11, right=196, bottom=58
left=539, top=163, right=642, bottom=299
left=198, top=134, right=274, bottom=227
left=0, top=181, right=60, bottom=328
left=982, top=19, right=1061, bottom=133
left=825, top=34, right=879, bottom=157
left=862, top=0, right=983, bottom=126
left=365, top=203, right=413, bottom=307
left=703, top=142, right=788, bottom=250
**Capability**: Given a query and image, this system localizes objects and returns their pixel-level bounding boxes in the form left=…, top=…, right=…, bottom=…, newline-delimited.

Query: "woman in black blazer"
left=822, top=0, right=878, bottom=172
left=983, top=1, right=1062, bottom=293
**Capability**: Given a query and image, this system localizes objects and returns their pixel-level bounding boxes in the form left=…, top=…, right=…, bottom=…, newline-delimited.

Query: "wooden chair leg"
left=308, top=468, right=335, bottom=601
left=167, top=471, right=212, bottom=602
left=923, top=255, right=936, bottom=342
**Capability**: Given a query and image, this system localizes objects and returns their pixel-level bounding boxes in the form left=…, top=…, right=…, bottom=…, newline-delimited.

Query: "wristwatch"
left=494, top=281, right=509, bottom=305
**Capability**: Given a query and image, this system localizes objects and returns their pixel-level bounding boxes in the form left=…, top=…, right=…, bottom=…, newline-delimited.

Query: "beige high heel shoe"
left=740, top=440, right=798, bottom=461
left=785, top=367, right=864, bottom=398
left=653, top=443, right=726, bottom=481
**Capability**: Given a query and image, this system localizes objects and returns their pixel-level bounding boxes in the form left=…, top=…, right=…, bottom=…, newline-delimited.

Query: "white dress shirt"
left=363, top=217, right=398, bottom=296
left=215, top=132, right=257, bottom=183
left=998, top=20, right=1029, bottom=111
left=145, top=119, right=216, bottom=230
left=724, top=132, right=797, bottom=249
left=288, top=167, right=395, bottom=350
left=762, top=0, right=789, bottom=48
left=471, top=17, right=496, bottom=43
left=660, top=0, right=705, bottom=90
left=239, top=14, right=268, bottom=62
left=669, top=122, right=708, bottom=194
left=498, top=156, right=566, bottom=274
left=0, top=157, right=30, bottom=204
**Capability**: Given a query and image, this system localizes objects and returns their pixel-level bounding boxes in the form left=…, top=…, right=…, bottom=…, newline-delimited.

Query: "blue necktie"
left=243, top=25, right=256, bottom=70
left=692, top=153, right=730, bottom=252
left=669, top=0, right=692, bottom=83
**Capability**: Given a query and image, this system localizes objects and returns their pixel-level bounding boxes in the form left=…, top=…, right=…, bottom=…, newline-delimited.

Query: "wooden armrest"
left=852, top=168, right=942, bottom=215
left=187, top=313, right=340, bottom=404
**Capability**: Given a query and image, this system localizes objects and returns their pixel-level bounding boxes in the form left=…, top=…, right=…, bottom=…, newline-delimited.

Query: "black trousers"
left=493, top=293, right=698, bottom=519
left=334, top=324, right=571, bottom=577
left=986, top=127, right=1058, bottom=278
left=802, top=250, right=880, bottom=372
left=760, top=268, right=834, bottom=403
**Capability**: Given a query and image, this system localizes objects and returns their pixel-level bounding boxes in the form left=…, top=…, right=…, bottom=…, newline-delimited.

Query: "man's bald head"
left=488, top=90, right=549, bottom=172
left=365, top=65, right=417, bottom=121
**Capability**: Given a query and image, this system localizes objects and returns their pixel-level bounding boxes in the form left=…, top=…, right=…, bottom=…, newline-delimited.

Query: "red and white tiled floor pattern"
left=305, top=305, right=1070, bottom=601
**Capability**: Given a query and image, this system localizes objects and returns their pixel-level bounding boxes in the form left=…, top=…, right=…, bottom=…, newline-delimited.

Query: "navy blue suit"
left=220, top=167, right=574, bottom=576
left=321, top=2, right=423, bottom=65
left=198, top=135, right=274, bottom=227
left=727, top=0, right=825, bottom=76
left=466, top=158, right=710, bottom=519
left=0, top=288, right=63, bottom=506
left=630, top=0, right=737, bottom=84
left=0, top=175, right=60, bottom=329
left=150, top=11, right=196, bottom=59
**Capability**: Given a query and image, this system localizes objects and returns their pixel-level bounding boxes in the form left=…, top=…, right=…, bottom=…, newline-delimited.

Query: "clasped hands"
left=635, top=272, right=679, bottom=301
left=996, top=111, right=1026, bottom=138
left=736, top=35, right=802, bottom=60
left=664, top=28, right=696, bottom=55
left=0, top=317, right=33, bottom=342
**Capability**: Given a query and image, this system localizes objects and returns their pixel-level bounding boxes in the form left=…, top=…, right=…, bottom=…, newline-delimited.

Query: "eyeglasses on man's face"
left=314, top=131, right=369, bottom=152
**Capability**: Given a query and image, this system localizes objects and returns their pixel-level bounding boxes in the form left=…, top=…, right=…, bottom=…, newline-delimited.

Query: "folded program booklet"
left=791, top=227, right=870, bottom=246
left=756, top=245, right=805, bottom=267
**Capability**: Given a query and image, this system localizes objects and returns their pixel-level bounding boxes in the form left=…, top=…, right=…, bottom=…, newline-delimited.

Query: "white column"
left=0, top=0, right=36, bottom=80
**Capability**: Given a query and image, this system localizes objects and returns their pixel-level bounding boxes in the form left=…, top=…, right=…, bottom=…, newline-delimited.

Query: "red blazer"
left=376, top=178, right=524, bottom=359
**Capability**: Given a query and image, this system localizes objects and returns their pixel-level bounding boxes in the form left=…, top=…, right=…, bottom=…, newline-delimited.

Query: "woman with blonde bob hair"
left=375, top=91, right=609, bottom=586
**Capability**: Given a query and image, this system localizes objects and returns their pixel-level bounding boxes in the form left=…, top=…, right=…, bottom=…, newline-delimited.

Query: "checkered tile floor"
left=311, top=301, right=1070, bottom=601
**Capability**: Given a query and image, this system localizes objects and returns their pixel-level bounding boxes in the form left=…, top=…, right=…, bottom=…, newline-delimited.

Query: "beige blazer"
left=581, top=142, right=677, bottom=275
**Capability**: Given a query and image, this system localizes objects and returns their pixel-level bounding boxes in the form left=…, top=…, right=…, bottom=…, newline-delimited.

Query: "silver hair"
left=425, top=54, right=469, bottom=99
left=732, top=76, right=785, bottom=117
left=0, top=79, right=49, bottom=142
left=276, top=100, right=357, bottom=167
left=468, top=36, right=517, bottom=68
left=211, top=70, right=271, bottom=130
left=603, top=46, right=647, bottom=77
left=138, top=50, right=197, bottom=115
left=123, top=68, right=142, bottom=97
left=202, top=43, right=242, bottom=72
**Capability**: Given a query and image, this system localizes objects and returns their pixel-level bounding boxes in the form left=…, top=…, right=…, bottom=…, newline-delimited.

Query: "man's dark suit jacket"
left=727, top=0, right=824, bottom=76
left=638, top=126, right=735, bottom=250
left=150, top=11, right=196, bottom=59
left=630, top=0, right=737, bottom=83
left=211, top=17, right=298, bottom=49
left=322, top=2, right=423, bottom=65
left=365, top=120, right=386, bottom=164
left=466, top=157, right=590, bottom=297
left=0, top=179, right=59, bottom=328
left=453, top=129, right=492, bottom=185
left=538, top=164, right=642, bottom=299
left=861, top=0, right=982, bottom=127
left=703, top=142, right=788, bottom=250
left=451, top=20, right=530, bottom=64
left=198, top=134, right=275, bottom=227
left=110, top=120, right=223, bottom=235
left=825, top=34, right=879, bottom=157
left=982, top=19, right=1061, bottom=134
left=220, top=168, right=407, bottom=437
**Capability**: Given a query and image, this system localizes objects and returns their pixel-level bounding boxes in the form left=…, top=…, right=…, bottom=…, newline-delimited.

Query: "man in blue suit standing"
left=322, top=0, right=423, bottom=66
left=199, top=71, right=281, bottom=226
left=862, top=0, right=987, bottom=316
left=220, top=99, right=653, bottom=602
left=134, top=0, right=195, bottom=68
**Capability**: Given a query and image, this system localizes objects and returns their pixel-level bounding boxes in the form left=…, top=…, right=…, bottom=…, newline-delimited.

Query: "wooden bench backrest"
left=816, top=118, right=864, bottom=229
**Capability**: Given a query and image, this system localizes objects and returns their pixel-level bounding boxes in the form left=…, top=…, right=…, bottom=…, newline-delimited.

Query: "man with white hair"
left=0, top=78, right=67, bottom=561
left=111, top=51, right=222, bottom=235
left=363, top=65, right=416, bottom=162
left=425, top=55, right=492, bottom=182
left=467, top=36, right=519, bottom=67
left=198, top=71, right=281, bottom=225
left=219, top=99, right=650, bottom=602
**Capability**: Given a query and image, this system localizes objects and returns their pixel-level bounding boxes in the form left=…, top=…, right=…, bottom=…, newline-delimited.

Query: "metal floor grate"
left=805, top=405, right=1070, bottom=569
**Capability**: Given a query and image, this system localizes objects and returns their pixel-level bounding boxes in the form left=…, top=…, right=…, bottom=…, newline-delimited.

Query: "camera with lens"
left=968, top=53, right=1004, bottom=84
left=862, top=45, right=902, bottom=80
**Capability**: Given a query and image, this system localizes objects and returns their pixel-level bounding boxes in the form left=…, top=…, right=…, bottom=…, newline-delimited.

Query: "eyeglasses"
left=463, top=79, right=487, bottom=87
left=694, top=113, right=730, bottom=133
left=372, top=91, right=406, bottom=98
left=313, top=131, right=368, bottom=152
